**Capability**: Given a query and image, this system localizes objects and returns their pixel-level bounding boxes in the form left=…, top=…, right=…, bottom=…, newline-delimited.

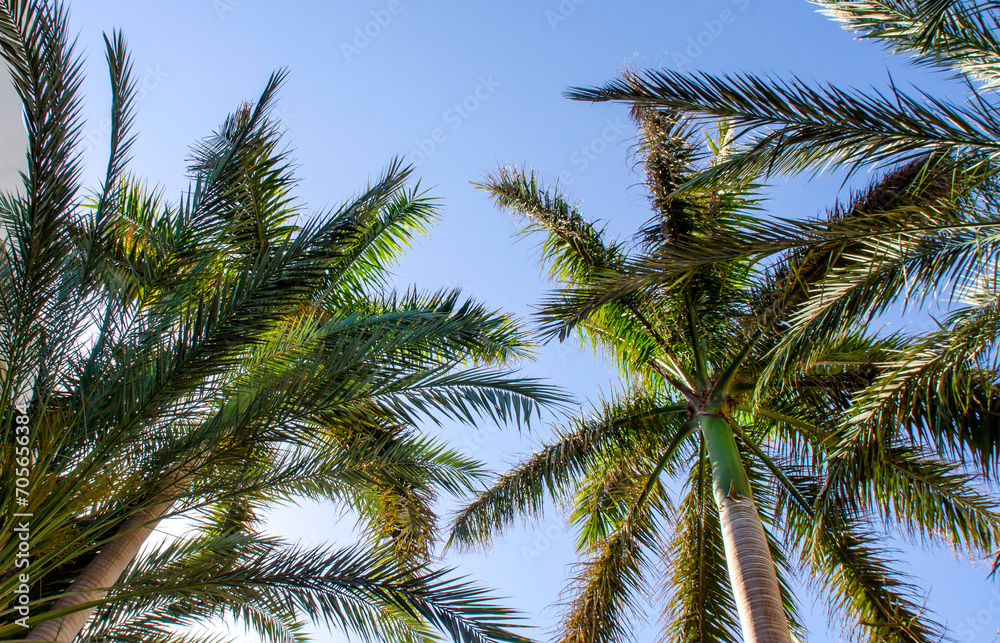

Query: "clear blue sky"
left=51, top=1, right=1000, bottom=641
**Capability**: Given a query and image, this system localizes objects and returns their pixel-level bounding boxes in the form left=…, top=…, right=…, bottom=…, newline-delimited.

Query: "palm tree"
left=563, top=1, right=1000, bottom=483
left=447, top=106, right=1000, bottom=642
left=0, top=2, right=560, bottom=642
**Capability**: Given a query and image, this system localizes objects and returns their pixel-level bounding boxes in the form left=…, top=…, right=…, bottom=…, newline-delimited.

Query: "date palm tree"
left=564, top=0, right=1000, bottom=483
left=448, top=105, right=1000, bottom=643
left=0, top=2, right=559, bottom=642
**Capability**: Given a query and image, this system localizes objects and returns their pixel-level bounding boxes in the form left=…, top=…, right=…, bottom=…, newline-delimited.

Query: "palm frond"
left=556, top=470, right=669, bottom=643
left=66, top=534, right=533, bottom=643
left=795, top=515, right=944, bottom=643
left=814, top=0, right=1000, bottom=88
left=448, top=391, right=685, bottom=551
left=568, top=68, right=1000, bottom=184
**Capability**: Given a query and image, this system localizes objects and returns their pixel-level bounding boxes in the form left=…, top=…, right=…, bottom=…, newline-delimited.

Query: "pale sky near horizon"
left=8, top=1, right=1000, bottom=641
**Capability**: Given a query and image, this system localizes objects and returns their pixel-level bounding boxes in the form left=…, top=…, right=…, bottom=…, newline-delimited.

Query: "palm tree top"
left=0, top=2, right=564, bottom=642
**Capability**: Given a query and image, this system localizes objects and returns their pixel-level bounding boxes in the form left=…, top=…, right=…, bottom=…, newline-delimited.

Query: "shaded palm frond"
left=64, top=534, right=533, bottom=643
left=448, top=390, right=686, bottom=551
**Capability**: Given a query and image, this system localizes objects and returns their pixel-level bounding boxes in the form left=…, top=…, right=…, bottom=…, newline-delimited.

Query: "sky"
left=13, top=0, right=1000, bottom=641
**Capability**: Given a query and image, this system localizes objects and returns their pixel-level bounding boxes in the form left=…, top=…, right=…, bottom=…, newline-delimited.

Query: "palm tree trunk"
left=26, top=499, right=174, bottom=642
left=26, top=500, right=172, bottom=642
left=700, top=413, right=791, bottom=643
left=719, top=495, right=791, bottom=643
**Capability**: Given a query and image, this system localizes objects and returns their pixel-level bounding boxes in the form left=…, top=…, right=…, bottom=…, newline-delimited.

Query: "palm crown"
left=564, top=1, right=1000, bottom=491
left=447, top=104, right=1000, bottom=642
left=0, top=2, right=561, bottom=642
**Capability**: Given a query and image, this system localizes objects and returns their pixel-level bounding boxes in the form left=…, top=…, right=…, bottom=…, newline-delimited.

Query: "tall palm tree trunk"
left=719, top=495, right=791, bottom=642
left=700, top=413, right=791, bottom=643
left=26, top=496, right=176, bottom=642
left=26, top=441, right=209, bottom=642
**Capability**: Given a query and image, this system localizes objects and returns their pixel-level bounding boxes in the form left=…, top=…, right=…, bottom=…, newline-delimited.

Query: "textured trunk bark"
left=26, top=500, right=174, bottom=642
left=719, top=495, right=791, bottom=643
left=699, top=413, right=791, bottom=643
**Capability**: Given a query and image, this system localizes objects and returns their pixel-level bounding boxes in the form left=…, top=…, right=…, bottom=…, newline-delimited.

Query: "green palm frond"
left=479, top=167, right=677, bottom=370
left=568, top=68, right=1000, bottom=184
left=814, top=0, right=1000, bottom=88
left=756, top=226, right=1000, bottom=390
left=568, top=428, right=681, bottom=554
left=61, top=534, right=533, bottom=643
left=521, top=175, right=980, bottom=322
left=842, top=323, right=1000, bottom=473
left=84, top=30, right=138, bottom=263
left=479, top=166, right=626, bottom=284
left=869, top=446, right=1000, bottom=551
left=796, top=515, right=944, bottom=643
left=447, top=391, right=686, bottom=551
left=556, top=471, right=670, bottom=643
left=750, top=154, right=962, bottom=328
left=320, top=182, right=438, bottom=300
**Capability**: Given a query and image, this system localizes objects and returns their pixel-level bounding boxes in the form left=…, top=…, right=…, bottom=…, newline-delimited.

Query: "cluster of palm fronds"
left=10, top=1, right=1000, bottom=642
left=446, top=2, right=1000, bottom=642
left=0, top=2, right=562, bottom=642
